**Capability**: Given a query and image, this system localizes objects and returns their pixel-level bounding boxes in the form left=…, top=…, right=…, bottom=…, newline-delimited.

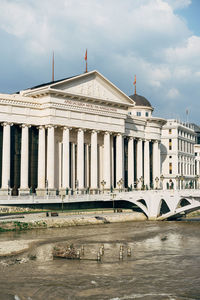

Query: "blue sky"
left=0, top=0, right=200, bottom=123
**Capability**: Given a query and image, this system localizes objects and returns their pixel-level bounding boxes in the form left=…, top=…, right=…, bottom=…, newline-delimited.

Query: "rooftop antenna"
left=84, top=49, right=88, bottom=73
left=133, top=75, right=136, bottom=95
left=52, top=51, right=54, bottom=82
left=186, top=108, right=189, bottom=123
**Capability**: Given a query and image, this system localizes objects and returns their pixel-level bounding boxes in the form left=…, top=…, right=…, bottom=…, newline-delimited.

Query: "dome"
left=129, top=94, right=152, bottom=108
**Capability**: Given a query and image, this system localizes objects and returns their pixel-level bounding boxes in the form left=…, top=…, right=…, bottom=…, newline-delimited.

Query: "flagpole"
left=52, top=51, right=54, bottom=82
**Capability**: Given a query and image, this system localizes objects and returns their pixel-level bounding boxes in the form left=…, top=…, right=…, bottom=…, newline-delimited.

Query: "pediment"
left=50, top=71, right=134, bottom=106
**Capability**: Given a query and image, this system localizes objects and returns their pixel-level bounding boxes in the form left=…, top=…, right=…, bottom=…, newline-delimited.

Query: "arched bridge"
left=110, top=190, right=200, bottom=220
left=0, top=190, right=199, bottom=220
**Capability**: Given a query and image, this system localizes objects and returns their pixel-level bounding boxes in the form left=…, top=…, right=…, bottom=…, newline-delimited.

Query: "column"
left=37, top=126, right=46, bottom=190
left=103, top=132, right=111, bottom=189
left=71, top=143, right=76, bottom=190
left=86, top=144, right=90, bottom=188
left=144, top=140, right=150, bottom=188
left=77, top=129, right=84, bottom=190
left=1, top=123, right=11, bottom=192
left=111, top=135, right=114, bottom=188
left=137, top=139, right=143, bottom=188
left=62, top=127, right=70, bottom=190
left=47, top=125, right=55, bottom=190
left=19, top=124, right=29, bottom=193
left=116, top=133, right=124, bottom=187
left=128, top=137, right=134, bottom=188
left=90, top=130, right=98, bottom=190
left=153, top=140, right=159, bottom=189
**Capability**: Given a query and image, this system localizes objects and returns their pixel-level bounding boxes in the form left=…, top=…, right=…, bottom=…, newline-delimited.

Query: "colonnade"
left=0, top=122, right=161, bottom=195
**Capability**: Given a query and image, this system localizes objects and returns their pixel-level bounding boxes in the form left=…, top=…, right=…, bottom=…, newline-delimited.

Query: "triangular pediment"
left=50, top=71, right=134, bottom=106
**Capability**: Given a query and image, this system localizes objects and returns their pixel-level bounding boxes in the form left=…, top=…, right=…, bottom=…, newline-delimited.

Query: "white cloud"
left=164, top=0, right=191, bottom=10
left=0, top=0, right=199, bottom=122
left=167, top=88, right=180, bottom=99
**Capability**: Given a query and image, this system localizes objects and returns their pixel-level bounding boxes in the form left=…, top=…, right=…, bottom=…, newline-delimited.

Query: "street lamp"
left=195, top=175, right=199, bottom=189
left=45, top=179, right=48, bottom=195
left=117, top=178, right=123, bottom=192
left=111, top=193, right=116, bottom=212
left=175, top=175, right=179, bottom=190
left=180, top=175, right=184, bottom=190
left=140, top=176, right=144, bottom=189
left=136, top=179, right=139, bottom=189
left=101, top=180, right=106, bottom=193
left=155, top=177, right=159, bottom=189
left=75, top=179, right=79, bottom=193
left=160, top=174, right=164, bottom=190
left=7, top=180, right=10, bottom=196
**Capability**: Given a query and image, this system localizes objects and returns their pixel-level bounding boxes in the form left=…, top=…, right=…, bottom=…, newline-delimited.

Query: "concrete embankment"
left=0, top=211, right=146, bottom=256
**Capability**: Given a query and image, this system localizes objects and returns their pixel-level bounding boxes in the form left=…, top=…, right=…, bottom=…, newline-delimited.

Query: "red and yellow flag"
left=85, top=49, right=87, bottom=61
left=133, top=75, right=136, bottom=85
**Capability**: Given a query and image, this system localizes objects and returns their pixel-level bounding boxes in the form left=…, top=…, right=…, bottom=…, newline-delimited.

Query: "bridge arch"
left=176, top=198, right=191, bottom=209
left=158, top=199, right=170, bottom=216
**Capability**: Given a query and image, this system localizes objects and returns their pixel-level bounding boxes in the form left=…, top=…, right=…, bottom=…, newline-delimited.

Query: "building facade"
left=161, top=119, right=197, bottom=189
left=0, top=70, right=166, bottom=196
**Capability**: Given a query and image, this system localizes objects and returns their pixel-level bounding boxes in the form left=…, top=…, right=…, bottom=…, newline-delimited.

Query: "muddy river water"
left=0, top=220, right=200, bottom=300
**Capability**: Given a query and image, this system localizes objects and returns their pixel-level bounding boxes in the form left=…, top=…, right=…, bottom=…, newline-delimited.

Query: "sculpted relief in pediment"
left=64, top=79, right=120, bottom=102
left=53, top=75, right=128, bottom=104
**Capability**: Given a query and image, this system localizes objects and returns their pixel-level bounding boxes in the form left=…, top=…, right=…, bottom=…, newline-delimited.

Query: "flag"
left=133, top=75, right=136, bottom=85
left=85, top=49, right=87, bottom=61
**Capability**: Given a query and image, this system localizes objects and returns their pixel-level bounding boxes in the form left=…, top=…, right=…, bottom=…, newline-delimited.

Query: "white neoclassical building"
left=161, top=119, right=197, bottom=189
left=0, top=70, right=166, bottom=196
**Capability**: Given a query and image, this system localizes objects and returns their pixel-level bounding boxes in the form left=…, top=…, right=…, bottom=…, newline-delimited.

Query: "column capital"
left=38, top=125, right=45, bottom=130
left=128, top=136, right=134, bottom=140
left=144, top=139, right=150, bottom=142
left=91, top=129, right=99, bottom=134
left=1, top=122, right=13, bottom=127
left=104, top=131, right=111, bottom=135
left=63, top=126, right=72, bottom=131
left=77, top=128, right=86, bottom=133
left=21, top=123, right=31, bottom=128
left=45, top=124, right=57, bottom=129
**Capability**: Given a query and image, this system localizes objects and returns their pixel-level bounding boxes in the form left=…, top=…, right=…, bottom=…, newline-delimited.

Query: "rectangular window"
left=169, top=129, right=172, bottom=134
left=169, top=162, right=172, bottom=174
left=136, top=112, right=141, bottom=116
left=145, top=112, right=149, bottom=117
left=169, top=139, right=172, bottom=150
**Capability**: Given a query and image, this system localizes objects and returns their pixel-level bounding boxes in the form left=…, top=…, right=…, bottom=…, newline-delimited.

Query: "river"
left=0, top=220, right=199, bottom=300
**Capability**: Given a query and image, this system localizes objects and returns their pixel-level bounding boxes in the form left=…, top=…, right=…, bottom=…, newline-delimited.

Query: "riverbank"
left=0, top=210, right=146, bottom=256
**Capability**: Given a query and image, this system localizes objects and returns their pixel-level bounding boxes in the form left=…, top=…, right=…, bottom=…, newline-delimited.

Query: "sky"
left=0, top=0, right=200, bottom=123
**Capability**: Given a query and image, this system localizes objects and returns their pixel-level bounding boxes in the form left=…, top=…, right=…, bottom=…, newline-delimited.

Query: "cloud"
left=165, top=0, right=191, bottom=10
left=167, top=88, right=180, bottom=99
left=0, top=0, right=199, bottom=123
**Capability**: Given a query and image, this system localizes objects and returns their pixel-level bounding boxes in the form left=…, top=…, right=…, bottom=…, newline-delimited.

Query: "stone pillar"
left=47, top=125, right=56, bottom=194
left=136, top=139, right=143, bottom=189
left=153, top=140, right=159, bottom=189
left=77, top=129, right=84, bottom=190
left=128, top=137, right=134, bottom=188
left=111, top=135, right=114, bottom=188
left=103, top=132, right=111, bottom=190
left=116, top=133, right=124, bottom=188
left=0, top=123, right=11, bottom=195
left=62, top=127, right=70, bottom=193
left=36, top=126, right=46, bottom=195
left=90, top=130, right=98, bottom=191
left=71, top=143, right=76, bottom=190
left=19, top=124, right=30, bottom=195
left=144, top=140, right=150, bottom=188
left=86, top=144, right=90, bottom=188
